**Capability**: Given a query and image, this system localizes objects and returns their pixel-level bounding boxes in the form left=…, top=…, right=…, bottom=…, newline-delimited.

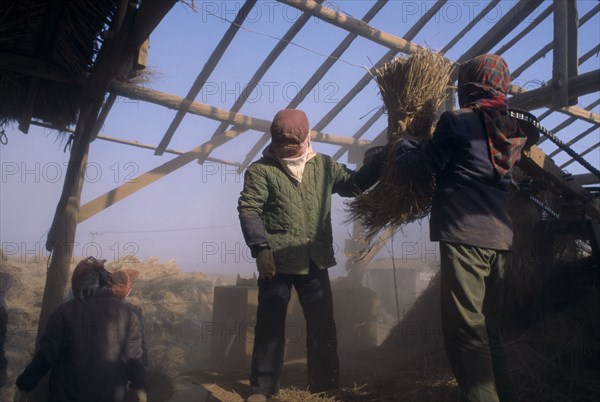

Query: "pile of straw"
left=348, top=50, right=453, bottom=245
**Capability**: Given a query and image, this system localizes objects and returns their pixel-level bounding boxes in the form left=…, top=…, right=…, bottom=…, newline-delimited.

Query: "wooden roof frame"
left=80, top=0, right=600, bottom=269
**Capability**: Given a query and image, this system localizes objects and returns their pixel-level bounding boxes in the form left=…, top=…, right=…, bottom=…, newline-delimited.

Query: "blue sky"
left=1, top=1, right=599, bottom=276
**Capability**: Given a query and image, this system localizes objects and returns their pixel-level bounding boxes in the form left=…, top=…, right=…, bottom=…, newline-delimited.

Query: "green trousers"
left=440, top=242, right=516, bottom=402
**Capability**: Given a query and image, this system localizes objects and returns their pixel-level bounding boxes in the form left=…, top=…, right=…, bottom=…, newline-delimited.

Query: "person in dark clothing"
left=395, top=54, right=539, bottom=402
left=15, top=257, right=146, bottom=402
left=238, top=109, right=384, bottom=402
left=112, top=269, right=148, bottom=367
left=0, top=272, right=10, bottom=388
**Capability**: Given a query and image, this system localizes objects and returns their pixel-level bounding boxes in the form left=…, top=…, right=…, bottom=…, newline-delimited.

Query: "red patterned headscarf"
left=458, top=54, right=527, bottom=177
left=112, top=269, right=140, bottom=300
left=71, top=257, right=112, bottom=301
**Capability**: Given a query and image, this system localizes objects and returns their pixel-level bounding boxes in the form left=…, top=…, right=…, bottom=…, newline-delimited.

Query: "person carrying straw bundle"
left=392, top=54, right=540, bottom=402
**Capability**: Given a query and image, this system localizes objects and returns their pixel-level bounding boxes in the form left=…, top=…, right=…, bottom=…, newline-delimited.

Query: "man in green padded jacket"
left=238, top=109, right=383, bottom=402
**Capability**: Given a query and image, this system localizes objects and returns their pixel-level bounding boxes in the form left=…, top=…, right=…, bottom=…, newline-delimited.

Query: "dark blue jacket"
left=16, top=293, right=145, bottom=402
left=415, top=108, right=514, bottom=250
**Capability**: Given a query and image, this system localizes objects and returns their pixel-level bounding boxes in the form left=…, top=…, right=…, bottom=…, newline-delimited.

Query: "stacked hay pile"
left=0, top=254, right=214, bottom=402
left=110, top=257, right=214, bottom=401
left=348, top=50, right=453, bottom=246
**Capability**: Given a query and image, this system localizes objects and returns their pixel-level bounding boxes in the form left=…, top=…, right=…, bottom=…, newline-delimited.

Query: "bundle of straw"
left=348, top=50, right=453, bottom=246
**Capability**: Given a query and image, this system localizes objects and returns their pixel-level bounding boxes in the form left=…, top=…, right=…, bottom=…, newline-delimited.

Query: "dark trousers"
left=440, top=242, right=516, bottom=402
left=250, top=263, right=339, bottom=396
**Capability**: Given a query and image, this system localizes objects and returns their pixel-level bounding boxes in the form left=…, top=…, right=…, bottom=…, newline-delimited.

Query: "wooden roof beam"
left=558, top=105, right=600, bottom=125
left=510, top=3, right=598, bottom=79
left=299, top=0, right=449, bottom=161
left=549, top=124, right=600, bottom=158
left=275, top=0, right=550, bottom=163
left=78, top=123, right=365, bottom=223
left=332, top=109, right=385, bottom=161
left=510, top=37, right=600, bottom=125
left=90, top=93, right=117, bottom=141
left=312, top=51, right=393, bottom=134
left=455, top=0, right=544, bottom=66
left=155, top=0, right=257, bottom=156
left=235, top=0, right=389, bottom=172
left=278, top=0, right=575, bottom=116
left=553, top=0, right=570, bottom=108
left=30, top=120, right=238, bottom=166
left=98, top=135, right=238, bottom=167
left=560, top=141, right=600, bottom=170
left=538, top=98, right=600, bottom=146
left=495, top=2, right=553, bottom=56
left=31, top=120, right=239, bottom=166
left=197, top=0, right=326, bottom=164
left=440, top=0, right=501, bottom=55
left=110, top=81, right=368, bottom=147
left=581, top=44, right=600, bottom=65
left=277, top=0, right=421, bottom=54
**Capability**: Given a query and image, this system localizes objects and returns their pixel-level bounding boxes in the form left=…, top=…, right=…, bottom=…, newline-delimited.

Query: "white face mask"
left=272, top=135, right=309, bottom=159
left=277, top=140, right=316, bottom=183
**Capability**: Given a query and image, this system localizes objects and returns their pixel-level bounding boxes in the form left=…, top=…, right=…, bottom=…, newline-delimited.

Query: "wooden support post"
left=567, top=0, right=579, bottom=105
left=37, top=0, right=177, bottom=355
left=553, top=0, right=570, bottom=109
left=346, top=155, right=366, bottom=284
left=37, top=103, right=96, bottom=341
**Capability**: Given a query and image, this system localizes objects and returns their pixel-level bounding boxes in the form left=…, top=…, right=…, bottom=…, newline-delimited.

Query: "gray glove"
left=134, top=389, right=148, bottom=402
left=256, top=248, right=276, bottom=280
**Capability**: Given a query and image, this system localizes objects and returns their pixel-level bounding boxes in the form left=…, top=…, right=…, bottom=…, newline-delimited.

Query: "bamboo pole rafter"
left=155, top=0, right=258, bottom=155
left=237, top=0, right=388, bottom=172
left=195, top=0, right=327, bottom=165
